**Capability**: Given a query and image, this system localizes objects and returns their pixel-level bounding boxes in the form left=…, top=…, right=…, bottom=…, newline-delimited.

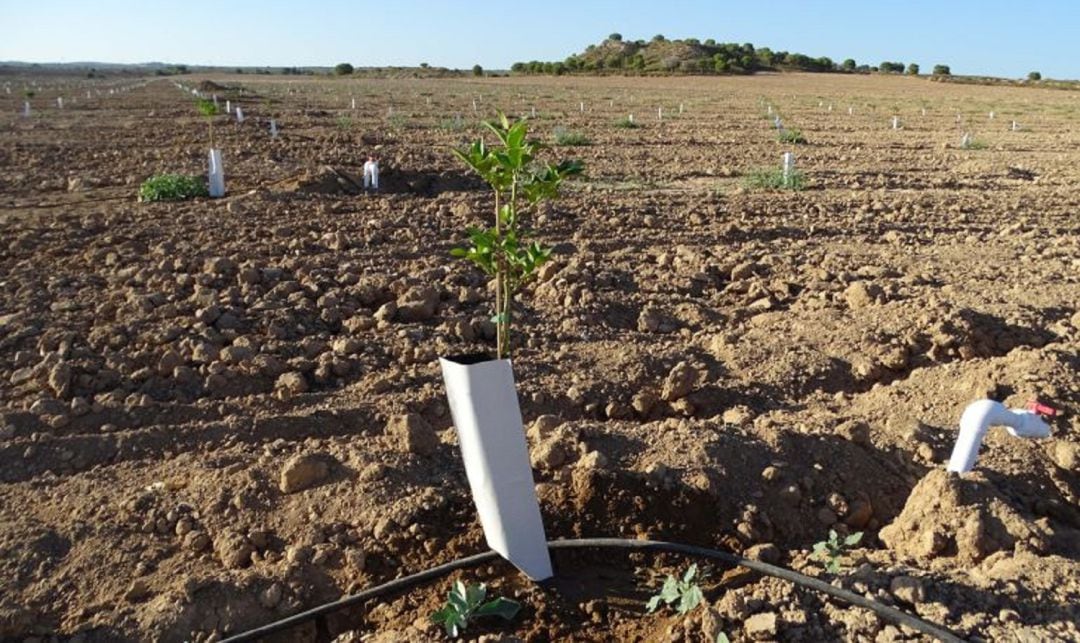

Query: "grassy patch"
left=743, top=167, right=805, bottom=191
left=614, top=116, right=639, bottom=129
left=139, top=174, right=207, bottom=202
left=961, top=137, right=989, bottom=150
left=553, top=127, right=590, bottom=146
left=778, top=128, right=807, bottom=144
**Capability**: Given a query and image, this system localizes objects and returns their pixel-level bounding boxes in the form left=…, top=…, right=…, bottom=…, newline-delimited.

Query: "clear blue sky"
left=2, top=0, right=1077, bottom=79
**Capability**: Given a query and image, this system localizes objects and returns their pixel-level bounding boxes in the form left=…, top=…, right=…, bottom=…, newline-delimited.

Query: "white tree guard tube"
left=439, top=356, right=553, bottom=581
left=946, top=400, right=1051, bottom=473
left=208, top=149, right=225, bottom=198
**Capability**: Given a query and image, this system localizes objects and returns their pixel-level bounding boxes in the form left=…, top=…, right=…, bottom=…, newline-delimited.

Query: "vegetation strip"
left=220, top=538, right=966, bottom=643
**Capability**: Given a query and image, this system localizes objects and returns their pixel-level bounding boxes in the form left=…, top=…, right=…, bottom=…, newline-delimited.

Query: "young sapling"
left=646, top=563, right=705, bottom=615
left=451, top=111, right=583, bottom=359
left=430, top=581, right=521, bottom=638
left=196, top=98, right=219, bottom=148
left=812, top=529, right=863, bottom=573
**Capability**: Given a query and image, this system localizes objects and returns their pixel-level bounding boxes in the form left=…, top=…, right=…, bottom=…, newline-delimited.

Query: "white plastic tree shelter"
left=208, top=149, right=225, bottom=198
left=657, top=106, right=662, bottom=121
left=270, top=119, right=278, bottom=139
left=56, top=97, right=63, bottom=109
left=782, top=152, right=795, bottom=187
left=363, top=159, right=379, bottom=191
left=1012, top=121, right=1020, bottom=131
left=628, top=113, right=634, bottom=124
left=892, top=116, right=900, bottom=130
left=439, top=356, right=553, bottom=580
left=23, top=101, right=30, bottom=117
left=580, top=101, right=584, bottom=113
left=235, top=106, right=244, bottom=123
left=225, top=99, right=231, bottom=114
left=351, top=97, right=356, bottom=110
left=947, top=400, right=1052, bottom=473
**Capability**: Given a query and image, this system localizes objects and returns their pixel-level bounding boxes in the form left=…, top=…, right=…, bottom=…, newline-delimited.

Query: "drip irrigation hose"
left=221, top=538, right=965, bottom=643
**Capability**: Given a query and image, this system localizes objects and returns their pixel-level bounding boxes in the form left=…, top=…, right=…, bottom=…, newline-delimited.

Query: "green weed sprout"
left=646, top=563, right=705, bottom=615
left=778, top=128, right=807, bottom=144
left=452, top=112, right=583, bottom=358
left=431, top=581, right=521, bottom=638
left=196, top=98, right=219, bottom=148
left=615, top=116, right=639, bottom=129
left=812, top=529, right=863, bottom=573
left=743, top=167, right=805, bottom=191
left=553, top=127, right=590, bottom=146
left=139, top=174, right=208, bottom=202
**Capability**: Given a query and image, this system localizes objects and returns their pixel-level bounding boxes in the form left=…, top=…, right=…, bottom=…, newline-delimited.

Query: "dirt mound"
left=879, top=469, right=1050, bottom=564
left=197, top=81, right=227, bottom=92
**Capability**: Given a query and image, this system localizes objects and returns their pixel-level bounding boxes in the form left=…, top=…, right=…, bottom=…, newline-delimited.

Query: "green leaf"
left=682, top=563, right=698, bottom=584
left=716, top=633, right=731, bottom=643
left=844, top=532, right=864, bottom=546
left=827, top=559, right=841, bottom=574
left=473, top=596, right=521, bottom=621
left=465, top=582, right=487, bottom=610
left=645, top=595, right=663, bottom=613
left=490, top=313, right=507, bottom=324
left=828, top=530, right=838, bottom=543
left=677, top=584, right=704, bottom=614
left=658, top=576, right=680, bottom=602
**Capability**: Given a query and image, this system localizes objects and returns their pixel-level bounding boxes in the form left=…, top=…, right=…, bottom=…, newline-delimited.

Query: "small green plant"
left=196, top=98, right=219, bottom=148
left=437, top=116, right=468, bottom=131
left=23, top=89, right=35, bottom=99
left=646, top=563, right=705, bottom=615
left=552, top=127, right=590, bottom=146
left=715, top=634, right=731, bottom=643
left=961, top=136, right=988, bottom=150
left=336, top=115, right=353, bottom=131
left=138, top=174, right=208, bottom=202
left=452, top=112, right=583, bottom=358
left=614, top=116, right=639, bottom=129
left=743, top=167, right=804, bottom=191
left=430, top=581, right=520, bottom=638
left=778, top=128, right=807, bottom=144
left=387, top=113, right=408, bottom=130
left=812, top=529, right=863, bottom=573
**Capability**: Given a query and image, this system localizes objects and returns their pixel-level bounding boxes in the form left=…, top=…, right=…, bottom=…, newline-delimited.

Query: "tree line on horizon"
left=510, top=34, right=953, bottom=77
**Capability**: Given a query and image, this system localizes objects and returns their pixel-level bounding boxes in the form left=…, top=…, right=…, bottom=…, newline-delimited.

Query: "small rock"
left=259, top=583, right=283, bottom=609
left=358, top=462, right=389, bottom=482
left=125, top=579, right=151, bottom=602
left=889, top=576, right=925, bottom=605
left=275, top=371, right=308, bottom=400
left=844, top=281, right=881, bottom=309
left=386, top=414, right=438, bottom=456
left=1051, top=442, right=1077, bottom=471
left=344, top=548, right=367, bottom=572
left=660, top=361, right=699, bottom=402
left=279, top=453, right=331, bottom=493
left=745, top=611, right=778, bottom=640
left=215, top=531, right=254, bottom=569
left=743, top=543, right=781, bottom=564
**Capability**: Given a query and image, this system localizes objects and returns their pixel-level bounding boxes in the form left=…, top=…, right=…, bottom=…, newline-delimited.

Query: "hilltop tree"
left=1028, top=71, right=1041, bottom=81
left=842, top=58, right=857, bottom=71
left=932, top=64, right=951, bottom=76
left=472, top=64, right=484, bottom=76
left=608, top=33, right=622, bottom=41
left=906, top=63, right=920, bottom=75
left=334, top=62, right=354, bottom=75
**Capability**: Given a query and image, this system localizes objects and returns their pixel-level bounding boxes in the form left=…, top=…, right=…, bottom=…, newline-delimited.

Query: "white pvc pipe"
left=235, top=106, right=244, bottom=123
left=946, top=400, right=1051, bottom=473
left=208, top=149, right=225, bottom=198
left=440, top=356, right=553, bottom=580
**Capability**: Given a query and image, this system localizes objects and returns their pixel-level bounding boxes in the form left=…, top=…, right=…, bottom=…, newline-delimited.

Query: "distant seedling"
left=336, top=115, right=353, bottom=131
left=646, top=563, right=705, bottom=615
left=960, top=135, right=988, bottom=150
left=778, top=128, right=807, bottom=144
left=431, top=581, right=521, bottom=638
left=139, top=174, right=208, bottom=202
left=196, top=98, right=219, bottom=147
left=743, top=167, right=805, bottom=191
left=812, top=529, right=863, bottom=573
left=553, top=127, right=591, bottom=146
left=615, top=116, right=639, bottom=129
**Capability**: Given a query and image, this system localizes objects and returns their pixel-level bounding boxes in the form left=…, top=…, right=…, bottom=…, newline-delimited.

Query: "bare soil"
left=0, top=73, right=1078, bottom=642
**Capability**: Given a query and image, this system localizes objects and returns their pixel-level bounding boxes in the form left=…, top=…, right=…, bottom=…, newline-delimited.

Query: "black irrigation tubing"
left=222, top=537, right=966, bottom=643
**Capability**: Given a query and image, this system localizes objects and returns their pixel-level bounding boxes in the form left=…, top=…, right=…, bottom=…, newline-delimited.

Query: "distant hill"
left=512, top=34, right=918, bottom=76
